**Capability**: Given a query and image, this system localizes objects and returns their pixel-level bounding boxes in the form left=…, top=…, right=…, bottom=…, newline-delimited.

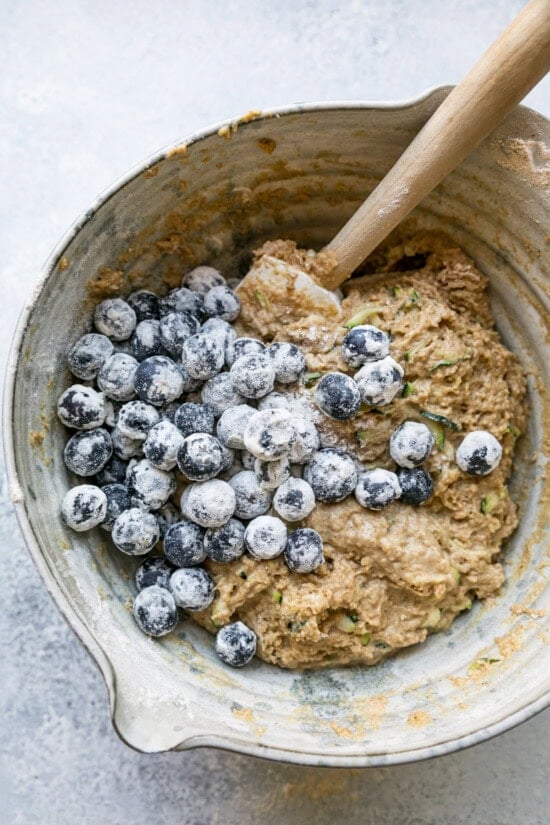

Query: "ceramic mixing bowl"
left=4, top=88, right=550, bottom=765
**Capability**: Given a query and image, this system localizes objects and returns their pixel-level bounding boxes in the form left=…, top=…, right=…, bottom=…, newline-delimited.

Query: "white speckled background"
left=1, top=1, right=549, bottom=822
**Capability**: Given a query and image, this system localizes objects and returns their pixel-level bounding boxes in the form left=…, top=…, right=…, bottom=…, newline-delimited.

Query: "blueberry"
left=159, top=288, right=206, bottom=322
left=240, top=450, right=256, bottom=471
left=216, top=404, right=257, bottom=449
left=143, top=419, right=184, bottom=470
left=134, top=355, right=184, bottom=406
left=64, top=428, right=112, bottom=476
left=159, top=311, right=200, bottom=357
left=203, top=284, right=240, bottom=321
left=97, top=353, right=138, bottom=401
left=180, top=479, right=236, bottom=527
left=94, top=298, right=136, bottom=341
left=130, top=320, right=163, bottom=361
left=225, top=337, right=266, bottom=367
left=268, top=342, right=306, bottom=384
left=181, top=333, right=225, bottom=380
left=68, top=333, right=114, bottom=380
left=244, top=515, right=287, bottom=560
left=273, top=478, right=315, bottom=522
left=201, top=373, right=245, bottom=416
left=215, top=621, right=257, bottom=667
left=390, top=421, right=434, bottom=468
left=174, top=401, right=216, bottom=437
left=135, top=556, right=175, bottom=590
left=110, top=426, right=143, bottom=460
left=254, top=455, right=290, bottom=490
left=230, top=352, right=275, bottom=399
left=456, top=431, right=502, bottom=476
left=341, top=324, right=390, bottom=368
left=169, top=567, right=214, bottom=611
left=101, top=483, right=131, bottom=531
left=314, top=372, right=361, bottom=420
left=127, top=458, right=176, bottom=510
left=127, top=290, right=159, bottom=321
left=204, top=518, right=245, bottom=563
left=133, top=585, right=178, bottom=636
left=303, top=448, right=358, bottom=503
left=219, top=445, right=235, bottom=473
left=228, top=470, right=272, bottom=520
left=355, top=469, right=401, bottom=510
left=112, top=507, right=160, bottom=554
left=284, top=527, right=324, bottom=573
left=257, top=391, right=293, bottom=411
left=288, top=418, right=320, bottom=464
left=201, top=317, right=236, bottom=351
left=183, top=266, right=226, bottom=297
left=95, top=454, right=129, bottom=485
left=397, top=467, right=433, bottom=505
left=61, top=484, right=107, bottom=531
left=57, top=384, right=106, bottom=430
left=164, top=520, right=206, bottom=566
left=243, top=409, right=295, bottom=461
left=177, top=433, right=225, bottom=481
left=117, top=400, right=160, bottom=441
left=355, top=356, right=404, bottom=406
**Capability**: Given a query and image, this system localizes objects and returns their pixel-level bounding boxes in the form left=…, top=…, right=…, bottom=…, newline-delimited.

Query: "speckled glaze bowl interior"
left=5, top=89, right=550, bottom=765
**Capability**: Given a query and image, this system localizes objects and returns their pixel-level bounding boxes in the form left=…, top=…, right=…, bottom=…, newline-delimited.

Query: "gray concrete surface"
left=1, top=1, right=548, bottom=823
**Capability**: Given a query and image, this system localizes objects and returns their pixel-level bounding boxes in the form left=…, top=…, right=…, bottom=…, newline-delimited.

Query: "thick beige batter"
left=193, top=232, right=526, bottom=669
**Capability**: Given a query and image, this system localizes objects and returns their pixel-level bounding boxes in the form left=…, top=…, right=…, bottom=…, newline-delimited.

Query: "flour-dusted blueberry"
left=229, top=470, right=272, bottom=520
left=230, top=352, right=275, bottom=399
left=355, top=469, right=402, bottom=510
left=135, top=556, right=175, bottom=590
left=240, top=450, right=256, bottom=471
left=243, top=409, right=296, bottom=461
left=201, top=316, right=236, bottom=353
left=130, top=319, right=164, bottom=361
left=183, top=265, right=226, bottom=297
left=64, top=428, right=113, bottom=477
left=217, top=404, right=257, bottom=449
left=204, top=518, right=245, bottom=563
left=159, top=287, right=207, bottom=322
left=314, top=372, right=361, bottom=420
left=257, top=391, right=293, bottom=411
left=134, top=355, right=184, bottom=406
left=174, top=401, right=216, bottom=437
left=170, top=567, right=214, bottom=611
left=304, top=448, right=358, bottom=503
left=68, top=333, right=114, bottom=380
left=397, top=467, right=433, bottom=505
left=61, top=484, right=107, bottom=531
left=100, top=483, right=131, bottom=531
left=180, top=479, right=236, bottom=527
left=133, top=585, right=178, bottom=636
left=219, top=445, right=235, bottom=473
left=201, top=373, right=245, bottom=416
left=97, top=353, right=138, bottom=402
left=155, top=501, right=180, bottom=537
left=117, top=400, right=160, bottom=441
left=94, top=298, right=136, bottom=341
left=111, top=426, right=143, bottom=460
left=254, top=455, right=290, bottom=490
left=284, top=527, right=324, bottom=573
left=164, top=520, right=206, bottom=566
left=57, top=384, right=106, bottom=430
left=143, top=419, right=184, bottom=470
left=456, top=431, right=503, bottom=476
left=268, top=342, right=306, bottom=384
left=127, top=458, right=176, bottom=510
left=127, top=290, right=159, bottom=321
left=225, top=336, right=266, bottom=367
left=181, top=333, right=225, bottom=380
left=112, top=507, right=160, bottom=554
left=215, top=621, right=257, bottom=667
left=204, top=284, right=241, bottom=321
left=159, top=310, right=200, bottom=357
left=355, top=356, right=404, bottom=406
left=390, top=421, right=434, bottom=468
left=177, top=433, right=225, bottom=481
left=273, top=477, right=315, bottom=522
left=244, top=515, right=287, bottom=560
left=342, top=324, right=391, bottom=368
left=288, top=418, right=320, bottom=464
left=95, top=454, right=129, bottom=485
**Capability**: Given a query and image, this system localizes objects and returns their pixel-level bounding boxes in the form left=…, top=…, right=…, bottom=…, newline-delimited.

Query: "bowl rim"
left=4, top=87, right=550, bottom=766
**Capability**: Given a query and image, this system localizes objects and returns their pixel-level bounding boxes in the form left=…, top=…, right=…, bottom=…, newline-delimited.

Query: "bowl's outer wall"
left=6, top=93, right=550, bottom=765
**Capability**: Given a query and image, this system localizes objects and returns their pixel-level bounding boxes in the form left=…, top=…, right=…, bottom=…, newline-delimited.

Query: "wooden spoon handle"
left=324, top=0, right=550, bottom=287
